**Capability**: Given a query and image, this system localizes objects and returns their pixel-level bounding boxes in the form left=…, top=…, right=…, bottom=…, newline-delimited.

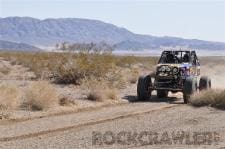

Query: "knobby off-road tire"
left=199, top=76, right=211, bottom=91
left=183, top=77, right=197, bottom=104
left=137, top=75, right=152, bottom=100
left=157, top=90, right=168, bottom=98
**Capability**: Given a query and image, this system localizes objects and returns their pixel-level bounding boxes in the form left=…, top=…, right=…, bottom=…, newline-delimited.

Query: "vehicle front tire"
left=137, top=75, right=152, bottom=100
left=183, top=77, right=197, bottom=104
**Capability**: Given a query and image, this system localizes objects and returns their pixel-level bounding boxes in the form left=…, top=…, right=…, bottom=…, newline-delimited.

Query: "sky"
left=0, top=0, right=225, bottom=42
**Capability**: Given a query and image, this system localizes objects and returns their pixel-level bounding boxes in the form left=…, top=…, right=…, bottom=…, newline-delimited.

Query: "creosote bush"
left=53, top=53, right=116, bottom=84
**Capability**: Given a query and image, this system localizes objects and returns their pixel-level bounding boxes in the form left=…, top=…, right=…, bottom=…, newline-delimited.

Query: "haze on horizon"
left=0, top=0, right=225, bottom=42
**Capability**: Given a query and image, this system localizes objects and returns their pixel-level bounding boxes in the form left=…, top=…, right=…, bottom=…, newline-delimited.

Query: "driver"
left=165, top=53, right=175, bottom=63
left=183, top=52, right=190, bottom=62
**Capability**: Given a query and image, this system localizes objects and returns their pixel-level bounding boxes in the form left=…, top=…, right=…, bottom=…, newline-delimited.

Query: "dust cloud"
left=200, top=57, right=225, bottom=89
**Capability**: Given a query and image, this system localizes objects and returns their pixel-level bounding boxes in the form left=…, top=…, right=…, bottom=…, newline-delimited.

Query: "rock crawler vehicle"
left=137, top=50, right=211, bottom=103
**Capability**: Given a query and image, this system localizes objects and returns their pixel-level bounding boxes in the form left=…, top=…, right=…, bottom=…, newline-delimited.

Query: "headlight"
left=166, top=66, right=171, bottom=71
left=161, top=66, right=166, bottom=71
left=173, top=67, right=179, bottom=74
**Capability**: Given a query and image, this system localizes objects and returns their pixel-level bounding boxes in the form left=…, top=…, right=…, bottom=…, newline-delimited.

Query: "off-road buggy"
left=137, top=50, right=211, bottom=103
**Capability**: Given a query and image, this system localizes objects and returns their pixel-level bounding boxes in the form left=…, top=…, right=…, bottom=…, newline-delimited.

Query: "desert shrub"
left=190, top=89, right=225, bottom=110
left=0, top=82, right=21, bottom=110
left=59, top=95, right=76, bottom=106
left=83, top=78, right=118, bottom=101
left=82, top=78, right=105, bottom=101
left=0, top=82, right=30, bottom=118
left=53, top=53, right=116, bottom=84
left=87, top=89, right=104, bottom=102
left=23, top=81, right=59, bottom=111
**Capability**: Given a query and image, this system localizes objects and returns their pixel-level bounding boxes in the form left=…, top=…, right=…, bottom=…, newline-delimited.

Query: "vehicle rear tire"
left=199, top=76, right=211, bottom=91
left=157, top=90, right=168, bottom=98
left=137, top=75, right=152, bottom=100
left=183, top=77, right=197, bottom=104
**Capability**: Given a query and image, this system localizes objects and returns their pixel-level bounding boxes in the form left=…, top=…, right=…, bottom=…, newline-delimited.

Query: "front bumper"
left=151, top=77, right=183, bottom=92
left=149, top=86, right=182, bottom=92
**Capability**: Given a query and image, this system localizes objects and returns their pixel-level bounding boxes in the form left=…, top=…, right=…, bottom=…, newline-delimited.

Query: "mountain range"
left=0, top=17, right=225, bottom=51
left=0, top=40, right=41, bottom=51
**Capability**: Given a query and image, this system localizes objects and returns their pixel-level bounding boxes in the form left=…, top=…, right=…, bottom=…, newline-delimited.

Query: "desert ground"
left=0, top=52, right=224, bottom=148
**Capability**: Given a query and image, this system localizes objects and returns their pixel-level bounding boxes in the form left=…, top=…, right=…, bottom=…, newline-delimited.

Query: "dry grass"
left=23, top=81, right=59, bottom=111
left=0, top=82, right=20, bottom=119
left=0, top=82, right=21, bottom=110
left=190, top=89, right=225, bottom=110
left=0, top=81, right=63, bottom=112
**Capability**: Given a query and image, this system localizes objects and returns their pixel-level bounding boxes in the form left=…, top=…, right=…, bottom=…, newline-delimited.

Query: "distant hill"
left=0, top=17, right=225, bottom=51
left=0, top=40, right=41, bottom=51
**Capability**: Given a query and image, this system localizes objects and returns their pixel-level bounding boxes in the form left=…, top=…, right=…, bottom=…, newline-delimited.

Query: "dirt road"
left=0, top=92, right=225, bottom=149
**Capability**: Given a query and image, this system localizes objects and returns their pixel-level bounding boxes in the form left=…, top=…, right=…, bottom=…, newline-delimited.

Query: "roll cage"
left=158, top=50, right=200, bottom=66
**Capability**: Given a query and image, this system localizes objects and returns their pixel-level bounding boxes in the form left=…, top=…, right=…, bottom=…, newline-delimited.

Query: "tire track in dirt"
left=1, top=102, right=128, bottom=126
left=0, top=104, right=180, bottom=142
